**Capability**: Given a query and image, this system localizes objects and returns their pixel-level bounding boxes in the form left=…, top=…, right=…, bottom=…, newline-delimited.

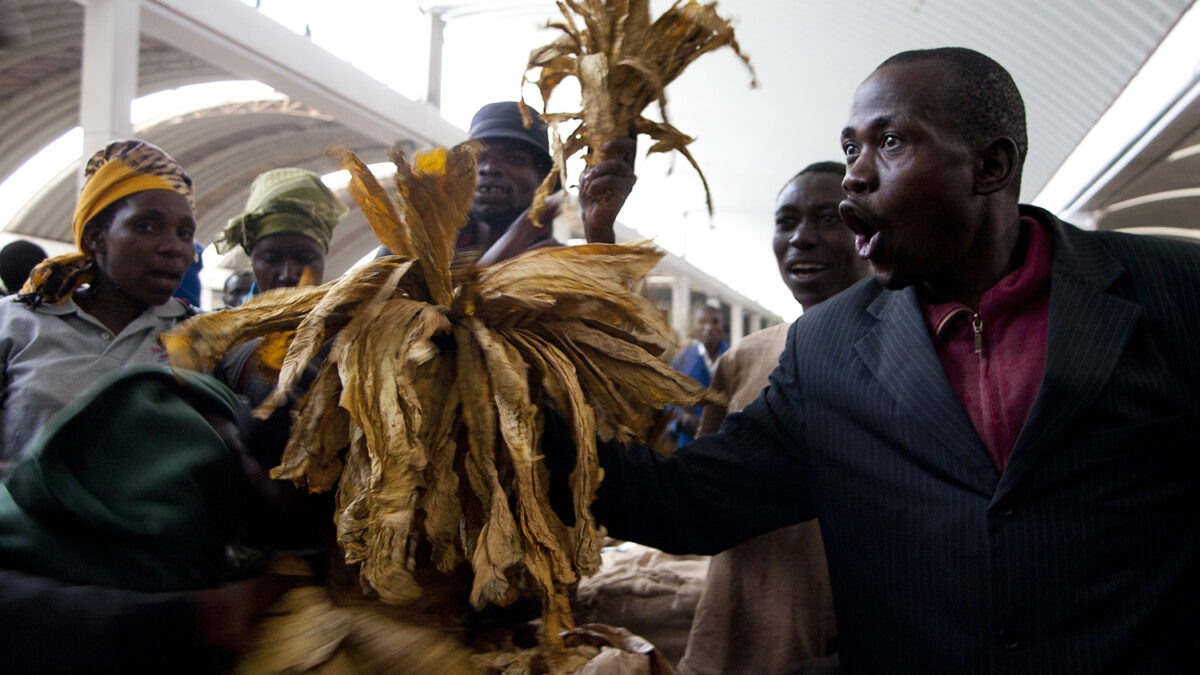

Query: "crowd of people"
left=0, top=44, right=1196, bottom=674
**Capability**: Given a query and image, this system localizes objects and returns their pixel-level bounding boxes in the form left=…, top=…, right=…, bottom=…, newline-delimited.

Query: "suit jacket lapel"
left=855, top=287, right=998, bottom=495
left=997, top=211, right=1141, bottom=497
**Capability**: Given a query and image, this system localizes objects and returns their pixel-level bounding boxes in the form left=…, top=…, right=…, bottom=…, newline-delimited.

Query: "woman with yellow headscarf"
left=0, top=145, right=317, bottom=671
left=0, top=139, right=198, bottom=467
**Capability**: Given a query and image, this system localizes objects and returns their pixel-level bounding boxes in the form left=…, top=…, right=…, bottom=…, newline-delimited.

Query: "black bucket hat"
left=468, top=101, right=552, bottom=171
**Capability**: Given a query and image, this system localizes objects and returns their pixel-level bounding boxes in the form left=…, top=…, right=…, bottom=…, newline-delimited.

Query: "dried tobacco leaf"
left=263, top=258, right=417, bottom=416
left=390, top=145, right=479, bottom=307
left=507, top=330, right=603, bottom=576
left=469, top=318, right=577, bottom=646
left=272, top=358, right=347, bottom=492
left=235, top=586, right=477, bottom=675
left=161, top=145, right=726, bottom=665
left=523, top=0, right=756, bottom=223
left=161, top=284, right=326, bottom=372
left=455, top=324, right=525, bottom=609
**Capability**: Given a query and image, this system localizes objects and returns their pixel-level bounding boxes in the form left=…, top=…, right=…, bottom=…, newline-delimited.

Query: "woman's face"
left=85, top=189, right=196, bottom=307
left=250, top=233, right=326, bottom=291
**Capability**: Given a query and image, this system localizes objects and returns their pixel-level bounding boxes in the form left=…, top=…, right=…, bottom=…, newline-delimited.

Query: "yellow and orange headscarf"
left=19, top=140, right=194, bottom=306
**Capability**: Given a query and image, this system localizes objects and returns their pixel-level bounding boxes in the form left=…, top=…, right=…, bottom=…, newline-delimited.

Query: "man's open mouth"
left=839, top=202, right=880, bottom=259
left=148, top=269, right=183, bottom=282
left=787, top=261, right=828, bottom=277
left=476, top=185, right=508, bottom=195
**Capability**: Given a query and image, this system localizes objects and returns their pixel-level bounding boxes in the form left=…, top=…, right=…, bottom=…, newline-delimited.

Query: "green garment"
left=0, top=365, right=250, bottom=592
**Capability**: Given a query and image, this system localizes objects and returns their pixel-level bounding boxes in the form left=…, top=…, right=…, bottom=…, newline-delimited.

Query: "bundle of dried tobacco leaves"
left=163, top=144, right=721, bottom=661
left=523, top=0, right=755, bottom=223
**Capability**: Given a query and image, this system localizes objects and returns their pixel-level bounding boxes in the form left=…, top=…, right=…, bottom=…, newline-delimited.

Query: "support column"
left=750, top=311, right=763, bottom=333
left=423, top=9, right=445, bottom=109
left=730, top=300, right=744, bottom=345
left=80, top=0, right=140, bottom=167
left=671, top=273, right=691, bottom=341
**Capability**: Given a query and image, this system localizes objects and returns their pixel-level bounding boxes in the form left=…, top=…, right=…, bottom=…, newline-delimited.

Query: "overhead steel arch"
left=5, top=97, right=396, bottom=277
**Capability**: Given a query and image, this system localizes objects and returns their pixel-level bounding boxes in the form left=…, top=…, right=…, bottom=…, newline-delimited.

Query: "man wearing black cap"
left=389, top=101, right=636, bottom=265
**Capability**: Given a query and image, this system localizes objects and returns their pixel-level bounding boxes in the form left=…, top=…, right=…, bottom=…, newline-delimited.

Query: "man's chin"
left=472, top=204, right=524, bottom=228
left=876, top=268, right=915, bottom=291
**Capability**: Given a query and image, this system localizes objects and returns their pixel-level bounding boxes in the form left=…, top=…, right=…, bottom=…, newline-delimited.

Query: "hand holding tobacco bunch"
left=523, top=0, right=756, bottom=233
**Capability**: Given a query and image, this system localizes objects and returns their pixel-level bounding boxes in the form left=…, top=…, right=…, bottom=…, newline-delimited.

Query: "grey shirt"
left=0, top=295, right=191, bottom=462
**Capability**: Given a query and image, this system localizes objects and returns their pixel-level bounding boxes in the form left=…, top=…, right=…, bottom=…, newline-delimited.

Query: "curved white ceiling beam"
left=1115, top=226, right=1200, bottom=241
left=1167, top=143, right=1200, bottom=162
left=0, top=80, right=290, bottom=231
left=1101, top=187, right=1200, bottom=213
left=141, top=0, right=464, bottom=149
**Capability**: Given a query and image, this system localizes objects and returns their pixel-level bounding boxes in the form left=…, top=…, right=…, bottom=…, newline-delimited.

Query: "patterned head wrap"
left=18, top=140, right=194, bottom=306
left=215, top=168, right=346, bottom=256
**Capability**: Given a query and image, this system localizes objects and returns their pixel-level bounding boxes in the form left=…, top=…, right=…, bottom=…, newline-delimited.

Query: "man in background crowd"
left=666, top=305, right=728, bottom=449
left=679, top=161, right=870, bottom=674
left=222, top=270, right=254, bottom=308
left=0, top=240, right=47, bottom=296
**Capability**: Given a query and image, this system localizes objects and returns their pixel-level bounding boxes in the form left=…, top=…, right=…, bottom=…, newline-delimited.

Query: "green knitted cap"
left=216, top=167, right=347, bottom=255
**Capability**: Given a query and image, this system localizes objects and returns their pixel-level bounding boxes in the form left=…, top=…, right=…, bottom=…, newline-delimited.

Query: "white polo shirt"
left=0, top=295, right=191, bottom=462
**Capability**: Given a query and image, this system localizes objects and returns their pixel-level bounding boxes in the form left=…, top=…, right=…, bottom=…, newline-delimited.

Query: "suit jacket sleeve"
left=592, top=321, right=815, bottom=555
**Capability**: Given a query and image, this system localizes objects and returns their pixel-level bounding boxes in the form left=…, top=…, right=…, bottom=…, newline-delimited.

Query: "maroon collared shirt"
left=919, top=217, right=1051, bottom=471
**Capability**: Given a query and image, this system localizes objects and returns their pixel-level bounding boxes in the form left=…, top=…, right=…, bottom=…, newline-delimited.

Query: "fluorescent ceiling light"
left=1034, top=2, right=1200, bottom=215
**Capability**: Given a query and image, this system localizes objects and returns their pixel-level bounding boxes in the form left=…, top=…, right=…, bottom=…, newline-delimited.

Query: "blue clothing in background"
left=668, top=340, right=728, bottom=448
left=173, top=242, right=205, bottom=307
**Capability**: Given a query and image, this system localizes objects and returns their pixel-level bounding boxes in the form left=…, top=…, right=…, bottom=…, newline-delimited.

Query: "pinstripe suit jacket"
left=592, top=207, right=1200, bottom=674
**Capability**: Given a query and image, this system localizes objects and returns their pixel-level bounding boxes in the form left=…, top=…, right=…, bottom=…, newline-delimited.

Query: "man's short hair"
left=880, top=48, right=1028, bottom=166
left=693, top=303, right=724, bottom=324
left=0, top=239, right=47, bottom=293
left=779, top=161, right=845, bottom=197
left=796, top=161, right=846, bottom=180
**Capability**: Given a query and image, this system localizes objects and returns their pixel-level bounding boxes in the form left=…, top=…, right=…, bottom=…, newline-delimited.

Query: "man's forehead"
left=778, top=173, right=842, bottom=208
left=481, top=137, right=534, bottom=154
left=843, top=62, right=952, bottom=132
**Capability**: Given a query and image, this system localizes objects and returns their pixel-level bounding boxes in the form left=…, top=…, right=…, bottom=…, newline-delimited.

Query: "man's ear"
left=975, top=136, right=1020, bottom=195
left=81, top=223, right=105, bottom=255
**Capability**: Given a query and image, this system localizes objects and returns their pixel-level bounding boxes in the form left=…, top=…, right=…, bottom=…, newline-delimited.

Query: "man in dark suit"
left=578, top=47, right=1200, bottom=673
